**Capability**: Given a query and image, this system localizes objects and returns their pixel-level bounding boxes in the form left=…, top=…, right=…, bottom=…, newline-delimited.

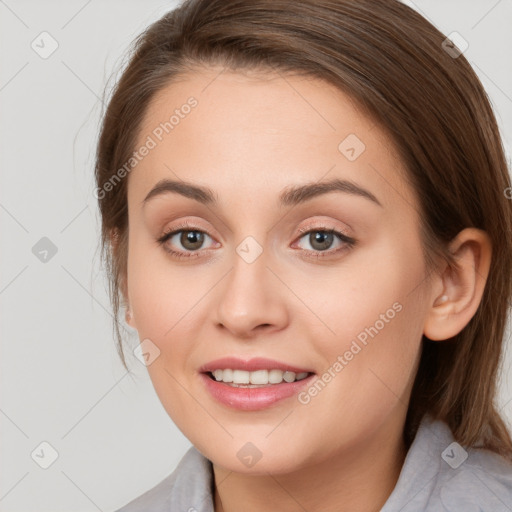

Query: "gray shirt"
left=114, top=415, right=512, bottom=511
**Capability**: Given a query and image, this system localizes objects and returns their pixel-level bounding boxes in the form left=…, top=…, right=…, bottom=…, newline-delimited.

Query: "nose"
left=214, top=243, right=290, bottom=338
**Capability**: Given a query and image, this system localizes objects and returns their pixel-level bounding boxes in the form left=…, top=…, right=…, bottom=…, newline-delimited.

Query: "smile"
left=208, top=369, right=311, bottom=386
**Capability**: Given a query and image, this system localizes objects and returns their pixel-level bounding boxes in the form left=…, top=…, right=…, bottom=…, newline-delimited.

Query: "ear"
left=110, top=227, right=135, bottom=329
left=423, top=227, right=492, bottom=341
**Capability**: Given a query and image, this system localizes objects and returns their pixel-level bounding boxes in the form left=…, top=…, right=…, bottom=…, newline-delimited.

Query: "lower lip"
left=199, top=372, right=315, bottom=411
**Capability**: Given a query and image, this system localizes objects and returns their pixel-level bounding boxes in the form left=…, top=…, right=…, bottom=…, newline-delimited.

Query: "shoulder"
left=436, top=440, right=512, bottom=512
left=382, top=415, right=512, bottom=512
left=112, top=446, right=214, bottom=512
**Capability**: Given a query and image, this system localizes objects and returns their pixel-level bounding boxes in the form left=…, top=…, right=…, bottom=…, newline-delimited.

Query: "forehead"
left=129, top=65, right=416, bottom=213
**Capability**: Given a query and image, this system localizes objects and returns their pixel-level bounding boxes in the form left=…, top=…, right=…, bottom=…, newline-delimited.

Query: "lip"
left=199, top=372, right=316, bottom=411
left=199, top=356, right=313, bottom=374
left=198, top=357, right=316, bottom=411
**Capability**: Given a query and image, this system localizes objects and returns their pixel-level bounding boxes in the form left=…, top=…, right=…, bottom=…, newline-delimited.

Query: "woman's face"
left=124, top=65, right=433, bottom=473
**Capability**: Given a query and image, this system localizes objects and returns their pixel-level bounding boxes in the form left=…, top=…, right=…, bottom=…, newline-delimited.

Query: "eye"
left=156, top=222, right=218, bottom=260
left=156, top=222, right=356, bottom=261
left=293, top=226, right=356, bottom=258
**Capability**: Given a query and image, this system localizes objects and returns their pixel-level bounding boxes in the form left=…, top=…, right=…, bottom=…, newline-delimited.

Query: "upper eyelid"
left=161, top=215, right=351, bottom=234
left=161, top=222, right=349, bottom=238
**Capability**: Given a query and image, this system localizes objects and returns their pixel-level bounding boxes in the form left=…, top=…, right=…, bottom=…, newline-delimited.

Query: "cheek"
left=300, top=236, right=427, bottom=406
left=126, top=233, right=229, bottom=398
left=303, top=234, right=426, bottom=349
left=126, top=229, right=210, bottom=337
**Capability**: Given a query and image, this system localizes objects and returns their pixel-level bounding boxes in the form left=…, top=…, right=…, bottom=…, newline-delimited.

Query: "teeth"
left=283, top=371, right=295, bottom=383
left=222, top=368, right=233, bottom=382
left=269, top=369, right=284, bottom=384
left=249, top=370, right=268, bottom=385
left=210, top=369, right=310, bottom=385
left=233, top=369, right=250, bottom=384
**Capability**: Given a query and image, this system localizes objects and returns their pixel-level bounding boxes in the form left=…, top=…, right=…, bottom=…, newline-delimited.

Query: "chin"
left=196, top=438, right=313, bottom=475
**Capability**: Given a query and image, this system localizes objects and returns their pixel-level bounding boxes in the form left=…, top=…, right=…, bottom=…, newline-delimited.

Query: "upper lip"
left=199, top=357, right=314, bottom=374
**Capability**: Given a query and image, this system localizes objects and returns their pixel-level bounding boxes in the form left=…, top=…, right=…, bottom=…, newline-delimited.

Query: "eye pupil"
left=181, top=230, right=204, bottom=250
left=310, top=231, right=333, bottom=251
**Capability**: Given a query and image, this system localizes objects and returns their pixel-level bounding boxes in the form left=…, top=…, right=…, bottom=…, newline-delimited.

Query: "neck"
left=212, top=416, right=407, bottom=512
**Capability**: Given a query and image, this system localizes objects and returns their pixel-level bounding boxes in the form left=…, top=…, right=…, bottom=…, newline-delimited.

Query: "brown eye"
left=308, top=231, right=335, bottom=251
left=179, top=230, right=205, bottom=251
left=293, top=226, right=357, bottom=260
left=156, top=224, right=217, bottom=260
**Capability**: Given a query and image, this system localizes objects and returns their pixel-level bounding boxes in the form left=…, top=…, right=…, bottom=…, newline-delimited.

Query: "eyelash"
left=156, top=221, right=357, bottom=261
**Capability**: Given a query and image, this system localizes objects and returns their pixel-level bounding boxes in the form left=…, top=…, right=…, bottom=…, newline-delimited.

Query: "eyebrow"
left=142, top=178, right=383, bottom=208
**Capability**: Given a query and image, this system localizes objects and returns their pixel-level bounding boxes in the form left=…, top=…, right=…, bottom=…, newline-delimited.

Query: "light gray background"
left=1, top=1, right=511, bottom=511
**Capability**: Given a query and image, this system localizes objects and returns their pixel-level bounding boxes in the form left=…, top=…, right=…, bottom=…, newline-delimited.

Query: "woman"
left=95, top=0, right=512, bottom=510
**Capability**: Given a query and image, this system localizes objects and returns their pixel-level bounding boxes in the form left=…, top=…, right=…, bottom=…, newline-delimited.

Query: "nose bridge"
left=214, top=233, right=288, bottom=336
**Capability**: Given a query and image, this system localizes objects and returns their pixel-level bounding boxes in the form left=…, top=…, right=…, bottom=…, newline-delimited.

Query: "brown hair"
left=95, top=0, right=512, bottom=460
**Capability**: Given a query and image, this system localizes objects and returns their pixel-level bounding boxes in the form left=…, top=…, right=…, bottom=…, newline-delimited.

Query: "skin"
left=122, top=64, right=492, bottom=512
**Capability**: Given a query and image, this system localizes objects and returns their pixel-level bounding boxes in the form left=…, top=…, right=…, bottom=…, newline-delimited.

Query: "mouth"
left=204, top=369, right=313, bottom=387
left=198, top=357, right=316, bottom=411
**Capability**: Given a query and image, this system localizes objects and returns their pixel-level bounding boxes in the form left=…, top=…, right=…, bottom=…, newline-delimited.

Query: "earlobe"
left=423, top=228, right=492, bottom=341
left=125, top=307, right=134, bottom=327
